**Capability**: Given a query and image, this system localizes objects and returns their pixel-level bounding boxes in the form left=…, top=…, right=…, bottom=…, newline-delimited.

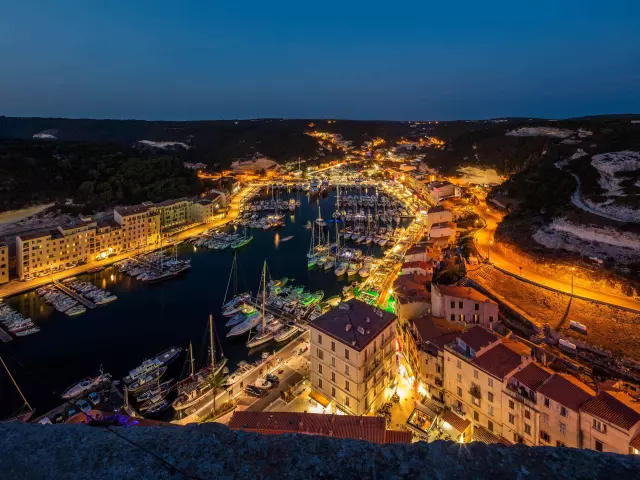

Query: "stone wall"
left=2, top=422, right=639, bottom=479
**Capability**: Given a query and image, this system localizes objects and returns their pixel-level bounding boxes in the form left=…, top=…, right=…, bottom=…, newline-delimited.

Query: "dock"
left=53, top=281, right=96, bottom=309
left=0, top=325, right=13, bottom=343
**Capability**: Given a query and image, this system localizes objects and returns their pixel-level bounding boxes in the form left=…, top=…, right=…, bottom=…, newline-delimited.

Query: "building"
left=424, top=181, right=460, bottom=204
left=393, top=275, right=431, bottom=323
left=228, top=411, right=412, bottom=444
left=94, top=219, right=125, bottom=260
left=427, top=205, right=453, bottom=226
left=444, top=327, right=533, bottom=441
left=431, top=284, right=498, bottom=327
left=536, top=373, right=595, bottom=448
left=113, top=204, right=161, bottom=251
left=404, top=246, right=428, bottom=263
left=309, top=299, right=398, bottom=416
left=154, top=198, right=193, bottom=231
left=401, top=260, right=434, bottom=277
left=192, top=193, right=224, bottom=224
left=429, top=222, right=457, bottom=242
left=580, top=390, right=640, bottom=454
left=0, top=241, right=8, bottom=284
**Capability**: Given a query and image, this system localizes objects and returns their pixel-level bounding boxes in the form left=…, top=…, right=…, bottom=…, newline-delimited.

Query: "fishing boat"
left=347, top=263, right=359, bottom=277
left=334, top=261, right=348, bottom=276
left=136, top=379, right=173, bottom=402
left=124, top=347, right=181, bottom=384
left=129, top=366, right=167, bottom=393
left=62, top=369, right=112, bottom=400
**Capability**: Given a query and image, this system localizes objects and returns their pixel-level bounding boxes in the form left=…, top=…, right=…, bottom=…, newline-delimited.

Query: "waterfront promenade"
left=0, top=186, right=254, bottom=300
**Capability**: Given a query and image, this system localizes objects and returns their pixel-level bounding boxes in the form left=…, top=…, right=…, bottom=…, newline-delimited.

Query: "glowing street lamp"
left=488, top=239, right=493, bottom=263
left=571, top=267, right=576, bottom=296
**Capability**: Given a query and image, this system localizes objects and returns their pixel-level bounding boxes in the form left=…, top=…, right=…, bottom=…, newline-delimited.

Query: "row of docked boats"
left=0, top=302, right=40, bottom=337
left=36, top=285, right=86, bottom=316
left=62, top=277, right=117, bottom=305
left=115, top=249, right=191, bottom=283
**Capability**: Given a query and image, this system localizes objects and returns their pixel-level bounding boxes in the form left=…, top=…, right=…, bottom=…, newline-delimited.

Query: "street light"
left=571, top=267, right=575, bottom=296
left=488, top=240, right=493, bottom=263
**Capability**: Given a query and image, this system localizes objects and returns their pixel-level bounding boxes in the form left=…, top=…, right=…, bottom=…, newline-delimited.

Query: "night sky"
left=1, top=1, right=639, bottom=120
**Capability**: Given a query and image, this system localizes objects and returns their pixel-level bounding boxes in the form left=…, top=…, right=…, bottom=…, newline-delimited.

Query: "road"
left=0, top=186, right=255, bottom=300
left=473, top=201, right=640, bottom=313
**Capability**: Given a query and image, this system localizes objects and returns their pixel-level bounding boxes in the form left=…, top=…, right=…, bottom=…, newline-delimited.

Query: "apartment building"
left=536, top=373, right=595, bottom=448
left=309, top=299, right=398, bottom=416
left=16, top=221, right=97, bottom=280
left=401, top=260, right=434, bottom=277
left=94, top=220, right=125, bottom=259
left=155, top=198, right=193, bottom=231
left=431, top=284, right=498, bottom=327
left=424, top=181, right=460, bottom=204
left=429, top=222, right=457, bottom=242
left=113, top=204, right=161, bottom=250
left=580, top=390, right=640, bottom=454
left=427, top=205, right=453, bottom=226
left=0, top=241, right=8, bottom=284
left=444, top=327, right=533, bottom=440
left=192, top=193, right=224, bottom=224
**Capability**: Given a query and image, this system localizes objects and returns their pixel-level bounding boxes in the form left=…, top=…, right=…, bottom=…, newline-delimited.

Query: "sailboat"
left=231, top=227, right=253, bottom=249
left=307, top=222, right=317, bottom=269
left=0, top=357, right=34, bottom=423
left=247, top=261, right=282, bottom=349
left=172, top=315, right=228, bottom=412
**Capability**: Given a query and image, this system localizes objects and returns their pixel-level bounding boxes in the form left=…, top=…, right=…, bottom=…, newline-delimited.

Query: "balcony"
left=505, top=385, right=538, bottom=409
left=469, top=384, right=482, bottom=399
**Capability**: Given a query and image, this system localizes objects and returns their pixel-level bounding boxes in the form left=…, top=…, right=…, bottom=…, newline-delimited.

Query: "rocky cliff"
left=1, top=422, right=639, bottom=479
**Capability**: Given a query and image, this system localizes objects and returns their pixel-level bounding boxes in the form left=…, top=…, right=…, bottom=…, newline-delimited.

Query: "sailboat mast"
left=189, top=342, right=195, bottom=377
left=261, top=261, right=266, bottom=330
left=0, top=357, right=31, bottom=410
left=209, top=314, right=216, bottom=370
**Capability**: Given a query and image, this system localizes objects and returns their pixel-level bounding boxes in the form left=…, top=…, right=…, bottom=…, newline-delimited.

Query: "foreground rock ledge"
left=1, top=423, right=639, bottom=479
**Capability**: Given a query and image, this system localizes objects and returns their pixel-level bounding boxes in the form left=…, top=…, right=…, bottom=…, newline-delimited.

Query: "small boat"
left=358, top=265, right=371, bottom=278
left=225, top=312, right=247, bottom=327
left=62, top=371, right=112, bottom=400
left=145, top=398, right=170, bottom=415
left=139, top=393, right=169, bottom=412
left=222, top=362, right=254, bottom=387
left=274, top=323, right=299, bottom=342
left=124, top=347, right=181, bottom=384
left=307, top=256, right=317, bottom=269
left=227, top=312, right=262, bottom=337
left=334, top=262, right=348, bottom=276
left=324, top=295, right=341, bottom=307
left=347, top=263, right=359, bottom=277
left=136, top=379, right=173, bottom=402
left=129, top=366, right=167, bottom=393
left=279, top=235, right=294, bottom=242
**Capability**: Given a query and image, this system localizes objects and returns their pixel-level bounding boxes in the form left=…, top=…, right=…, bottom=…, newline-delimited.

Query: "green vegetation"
left=0, top=140, right=203, bottom=213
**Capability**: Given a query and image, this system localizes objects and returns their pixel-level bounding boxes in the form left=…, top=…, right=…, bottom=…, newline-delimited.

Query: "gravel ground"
left=471, top=267, right=640, bottom=362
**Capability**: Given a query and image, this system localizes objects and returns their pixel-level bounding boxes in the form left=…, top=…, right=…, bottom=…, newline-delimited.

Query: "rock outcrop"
left=1, top=422, right=639, bottom=479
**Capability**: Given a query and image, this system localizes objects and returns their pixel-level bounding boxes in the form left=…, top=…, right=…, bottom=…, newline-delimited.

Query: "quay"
left=53, top=281, right=96, bottom=309
left=0, top=325, right=13, bottom=343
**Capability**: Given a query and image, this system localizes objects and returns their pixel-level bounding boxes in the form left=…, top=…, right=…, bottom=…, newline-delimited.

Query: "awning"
left=440, top=409, right=471, bottom=435
left=309, top=390, right=331, bottom=408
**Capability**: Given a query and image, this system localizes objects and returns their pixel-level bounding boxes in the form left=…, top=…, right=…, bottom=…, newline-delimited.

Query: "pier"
left=53, top=281, right=96, bottom=309
left=0, top=325, right=13, bottom=343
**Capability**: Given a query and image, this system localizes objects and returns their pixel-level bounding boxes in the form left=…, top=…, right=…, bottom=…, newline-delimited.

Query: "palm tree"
left=207, top=373, right=226, bottom=418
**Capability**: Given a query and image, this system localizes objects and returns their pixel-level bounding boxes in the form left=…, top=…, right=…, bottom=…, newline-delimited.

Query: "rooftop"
left=229, top=411, right=410, bottom=444
left=114, top=204, right=152, bottom=216
left=537, top=373, right=595, bottom=412
left=511, top=363, right=553, bottom=391
left=472, top=426, right=511, bottom=445
left=17, top=230, right=51, bottom=241
left=457, top=326, right=499, bottom=352
left=441, top=409, right=471, bottom=434
left=435, top=284, right=493, bottom=304
left=309, top=299, right=396, bottom=351
left=155, top=197, right=190, bottom=207
left=580, top=391, right=640, bottom=431
left=431, top=221, right=456, bottom=229
left=472, top=344, right=526, bottom=380
left=427, top=205, right=447, bottom=213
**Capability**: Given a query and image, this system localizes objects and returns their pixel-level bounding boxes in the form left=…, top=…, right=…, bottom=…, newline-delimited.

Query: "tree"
left=207, top=373, right=226, bottom=417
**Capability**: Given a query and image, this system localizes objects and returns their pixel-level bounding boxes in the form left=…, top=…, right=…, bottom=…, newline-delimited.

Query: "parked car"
left=65, top=406, right=79, bottom=419
left=52, top=413, right=65, bottom=424
left=245, top=386, right=267, bottom=398
left=87, top=392, right=101, bottom=406
left=38, top=417, right=52, bottom=425
left=75, top=399, right=91, bottom=413
left=266, top=374, right=280, bottom=388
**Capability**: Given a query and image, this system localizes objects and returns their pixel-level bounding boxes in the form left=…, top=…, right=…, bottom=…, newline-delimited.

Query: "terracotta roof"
left=512, top=363, right=552, bottom=391
left=431, top=221, right=456, bottom=229
left=435, top=284, right=493, bottom=303
left=441, top=409, right=471, bottom=434
left=537, top=374, right=595, bottom=411
left=385, top=430, right=413, bottom=444
left=429, top=331, right=461, bottom=350
left=471, top=426, right=511, bottom=445
left=402, top=261, right=432, bottom=271
left=428, top=205, right=447, bottom=213
left=411, top=315, right=445, bottom=343
left=17, top=230, right=51, bottom=241
left=472, top=344, right=525, bottom=380
left=229, top=411, right=410, bottom=444
left=405, top=246, right=425, bottom=257
left=309, top=299, right=396, bottom=352
left=580, top=391, right=640, bottom=431
left=458, top=326, right=498, bottom=352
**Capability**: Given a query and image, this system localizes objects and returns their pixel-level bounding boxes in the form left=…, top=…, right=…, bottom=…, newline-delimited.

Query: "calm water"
left=0, top=188, right=393, bottom=418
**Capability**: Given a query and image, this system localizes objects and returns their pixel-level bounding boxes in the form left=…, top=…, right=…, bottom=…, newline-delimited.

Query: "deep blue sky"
left=1, top=1, right=639, bottom=121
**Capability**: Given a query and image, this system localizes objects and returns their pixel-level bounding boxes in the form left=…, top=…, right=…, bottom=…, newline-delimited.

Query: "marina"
left=0, top=179, right=418, bottom=420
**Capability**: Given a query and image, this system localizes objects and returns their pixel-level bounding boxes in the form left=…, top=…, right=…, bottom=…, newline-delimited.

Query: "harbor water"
left=0, top=187, right=398, bottom=419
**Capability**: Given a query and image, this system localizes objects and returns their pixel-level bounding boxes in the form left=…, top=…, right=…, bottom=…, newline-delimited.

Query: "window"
left=318, top=364, right=323, bottom=375
left=331, top=372, right=336, bottom=382
left=331, top=387, right=336, bottom=397
left=457, top=359, right=462, bottom=369
left=472, top=314, right=479, bottom=323
left=345, top=365, right=350, bottom=376
left=488, top=405, right=494, bottom=417
left=556, top=441, right=565, bottom=447
left=559, top=422, right=566, bottom=435
left=544, top=397, right=551, bottom=408
left=459, top=314, right=465, bottom=322
left=457, top=387, right=463, bottom=397
left=489, top=315, right=494, bottom=322
left=475, top=303, right=479, bottom=310
left=331, top=357, right=336, bottom=367
left=450, top=301, right=455, bottom=308
left=458, top=301, right=463, bottom=309
left=450, top=314, right=455, bottom=321
left=509, top=400, right=515, bottom=410
left=345, top=396, right=350, bottom=407
left=540, top=431, right=550, bottom=443
left=317, top=333, right=322, bottom=344
left=488, top=378, right=493, bottom=388
left=560, top=406, right=567, bottom=418
left=345, top=381, right=350, bottom=392
left=331, top=341, right=335, bottom=352
left=457, top=374, right=462, bottom=383
left=595, top=440, right=603, bottom=452
left=542, top=413, right=549, bottom=425
left=473, top=370, right=479, bottom=379
left=524, top=410, right=531, bottom=420
left=344, top=349, right=350, bottom=360
left=488, top=421, right=493, bottom=432
left=474, top=411, right=479, bottom=422
left=524, top=424, right=531, bottom=436
left=509, top=414, right=515, bottom=424
left=318, top=378, right=323, bottom=388
left=488, top=392, right=494, bottom=403
left=317, top=348, right=324, bottom=360
left=593, top=419, right=607, bottom=433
